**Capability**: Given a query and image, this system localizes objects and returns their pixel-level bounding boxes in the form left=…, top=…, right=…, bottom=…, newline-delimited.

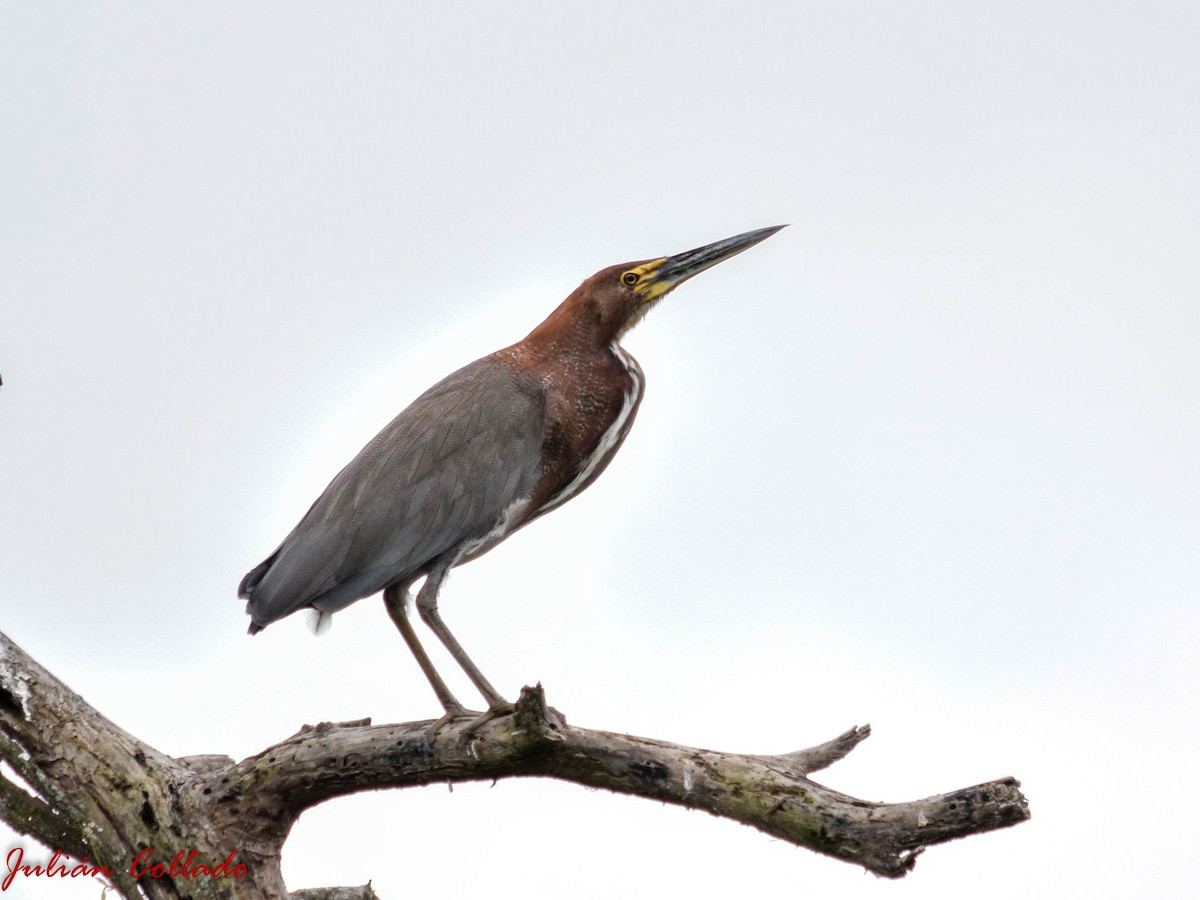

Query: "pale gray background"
left=2, top=2, right=1197, bottom=898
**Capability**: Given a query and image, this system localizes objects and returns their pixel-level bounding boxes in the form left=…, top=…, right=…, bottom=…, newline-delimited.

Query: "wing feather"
left=241, top=358, right=545, bottom=629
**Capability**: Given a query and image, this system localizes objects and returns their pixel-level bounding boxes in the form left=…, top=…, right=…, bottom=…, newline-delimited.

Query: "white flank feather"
left=305, top=608, right=333, bottom=636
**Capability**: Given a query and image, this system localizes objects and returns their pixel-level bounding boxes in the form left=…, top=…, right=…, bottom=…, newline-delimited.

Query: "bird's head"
left=531, top=225, right=786, bottom=349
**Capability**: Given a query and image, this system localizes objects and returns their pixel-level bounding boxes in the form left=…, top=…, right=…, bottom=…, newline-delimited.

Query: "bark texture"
left=0, top=629, right=1029, bottom=898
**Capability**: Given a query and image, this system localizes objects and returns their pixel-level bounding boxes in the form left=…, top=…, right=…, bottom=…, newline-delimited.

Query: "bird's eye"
left=622, top=271, right=639, bottom=286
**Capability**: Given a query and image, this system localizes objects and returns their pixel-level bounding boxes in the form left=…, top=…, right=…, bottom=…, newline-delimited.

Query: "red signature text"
left=2, top=845, right=248, bottom=891
left=129, top=847, right=247, bottom=880
left=3, top=847, right=112, bottom=892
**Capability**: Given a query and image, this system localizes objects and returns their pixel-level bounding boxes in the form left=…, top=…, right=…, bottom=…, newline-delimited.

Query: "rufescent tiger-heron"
left=240, top=225, right=785, bottom=723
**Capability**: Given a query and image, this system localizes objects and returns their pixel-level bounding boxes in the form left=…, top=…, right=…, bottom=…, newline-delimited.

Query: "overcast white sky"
left=2, top=2, right=1198, bottom=898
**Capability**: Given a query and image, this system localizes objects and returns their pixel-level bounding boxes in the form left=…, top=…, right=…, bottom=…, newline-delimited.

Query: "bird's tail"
left=239, top=552, right=278, bottom=634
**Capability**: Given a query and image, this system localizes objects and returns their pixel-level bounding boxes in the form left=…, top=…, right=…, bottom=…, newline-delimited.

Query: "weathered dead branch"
left=0, top=628, right=1029, bottom=898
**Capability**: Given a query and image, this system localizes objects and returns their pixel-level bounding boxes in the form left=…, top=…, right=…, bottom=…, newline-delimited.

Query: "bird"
left=240, top=225, right=785, bottom=724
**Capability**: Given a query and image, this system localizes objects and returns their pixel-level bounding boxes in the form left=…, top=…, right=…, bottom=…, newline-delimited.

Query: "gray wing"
left=241, top=357, right=545, bottom=630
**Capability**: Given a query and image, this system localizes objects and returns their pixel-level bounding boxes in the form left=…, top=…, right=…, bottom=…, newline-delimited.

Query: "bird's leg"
left=383, top=585, right=473, bottom=719
left=416, top=565, right=513, bottom=719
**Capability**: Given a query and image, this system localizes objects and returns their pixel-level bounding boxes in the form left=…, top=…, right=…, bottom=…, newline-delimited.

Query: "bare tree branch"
left=0, top=628, right=1030, bottom=898
left=291, top=887, right=379, bottom=900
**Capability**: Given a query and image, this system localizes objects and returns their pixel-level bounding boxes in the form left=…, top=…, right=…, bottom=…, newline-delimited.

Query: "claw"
left=462, top=702, right=515, bottom=736
left=426, top=704, right=480, bottom=741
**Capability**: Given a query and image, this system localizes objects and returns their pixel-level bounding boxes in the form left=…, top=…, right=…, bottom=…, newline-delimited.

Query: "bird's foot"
left=426, top=704, right=482, bottom=739
left=425, top=700, right=515, bottom=744
left=461, top=701, right=515, bottom=736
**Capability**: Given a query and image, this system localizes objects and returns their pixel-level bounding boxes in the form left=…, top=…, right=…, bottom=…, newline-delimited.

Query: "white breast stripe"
left=455, top=497, right=532, bottom=564
left=539, top=343, right=643, bottom=515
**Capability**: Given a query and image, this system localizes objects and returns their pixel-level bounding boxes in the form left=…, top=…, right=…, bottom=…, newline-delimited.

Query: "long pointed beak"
left=655, top=224, right=786, bottom=288
left=618, top=224, right=786, bottom=336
